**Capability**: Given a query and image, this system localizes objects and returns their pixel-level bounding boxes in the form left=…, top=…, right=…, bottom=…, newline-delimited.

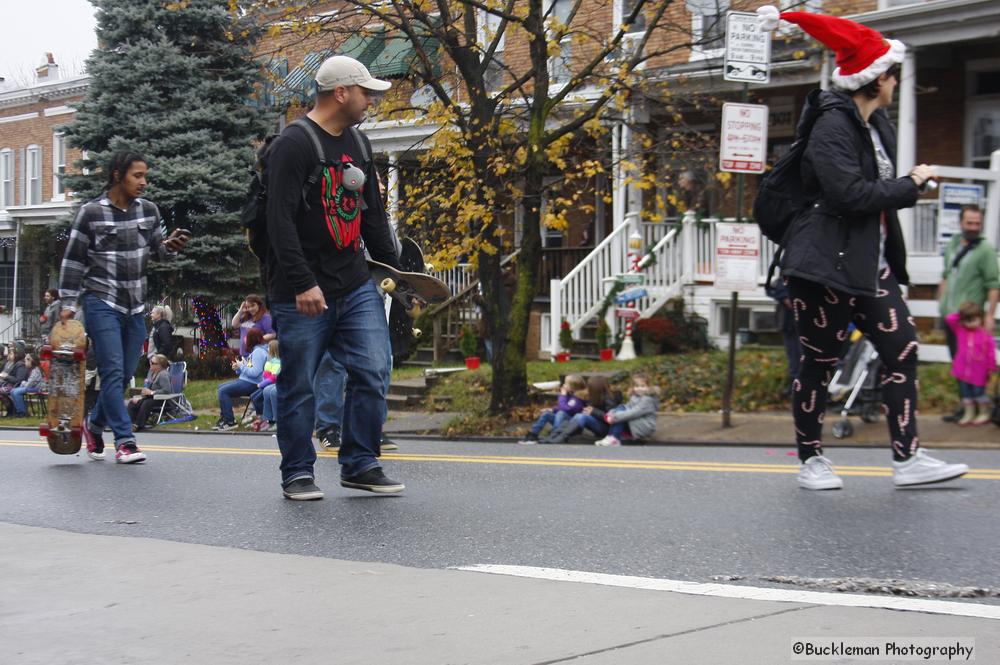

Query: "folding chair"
left=151, top=361, right=195, bottom=426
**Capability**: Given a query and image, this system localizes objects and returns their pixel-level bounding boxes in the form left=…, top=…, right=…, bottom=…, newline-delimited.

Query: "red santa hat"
left=756, top=5, right=905, bottom=91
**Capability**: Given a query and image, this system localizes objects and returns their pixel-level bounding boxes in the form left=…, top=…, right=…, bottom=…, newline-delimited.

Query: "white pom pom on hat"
left=754, top=5, right=905, bottom=90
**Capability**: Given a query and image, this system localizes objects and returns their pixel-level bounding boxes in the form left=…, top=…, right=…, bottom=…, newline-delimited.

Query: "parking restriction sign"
left=720, top=103, right=768, bottom=174
left=724, top=11, right=771, bottom=83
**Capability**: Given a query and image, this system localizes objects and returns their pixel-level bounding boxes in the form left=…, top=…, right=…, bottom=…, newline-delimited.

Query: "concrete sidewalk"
left=384, top=409, right=1000, bottom=449
left=2, top=523, right=996, bottom=665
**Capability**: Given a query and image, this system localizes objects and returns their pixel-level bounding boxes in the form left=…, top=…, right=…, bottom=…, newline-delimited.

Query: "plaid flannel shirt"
left=59, top=195, right=173, bottom=315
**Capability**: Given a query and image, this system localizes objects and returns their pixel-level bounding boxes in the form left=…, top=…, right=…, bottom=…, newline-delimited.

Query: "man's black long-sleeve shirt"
left=264, top=118, right=399, bottom=303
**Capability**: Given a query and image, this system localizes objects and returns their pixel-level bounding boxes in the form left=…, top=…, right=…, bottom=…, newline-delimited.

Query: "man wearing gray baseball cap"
left=263, top=55, right=403, bottom=500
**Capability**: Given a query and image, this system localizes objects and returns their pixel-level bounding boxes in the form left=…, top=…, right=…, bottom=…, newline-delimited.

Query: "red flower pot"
left=555, top=352, right=571, bottom=363
left=465, top=356, right=480, bottom=370
left=599, top=348, right=615, bottom=361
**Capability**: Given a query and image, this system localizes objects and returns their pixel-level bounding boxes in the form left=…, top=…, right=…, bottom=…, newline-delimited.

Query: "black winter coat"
left=151, top=319, right=174, bottom=358
left=781, top=90, right=919, bottom=296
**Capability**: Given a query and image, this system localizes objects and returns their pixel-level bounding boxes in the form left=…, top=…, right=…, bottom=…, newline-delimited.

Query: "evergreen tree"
left=63, top=0, right=272, bottom=303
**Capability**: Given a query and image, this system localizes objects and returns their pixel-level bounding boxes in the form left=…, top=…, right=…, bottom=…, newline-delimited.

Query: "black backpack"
left=241, top=119, right=371, bottom=262
left=753, top=88, right=824, bottom=246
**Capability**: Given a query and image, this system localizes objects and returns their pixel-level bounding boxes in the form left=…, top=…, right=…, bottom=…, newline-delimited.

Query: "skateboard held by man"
left=368, top=238, right=449, bottom=363
left=39, top=319, right=88, bottom=455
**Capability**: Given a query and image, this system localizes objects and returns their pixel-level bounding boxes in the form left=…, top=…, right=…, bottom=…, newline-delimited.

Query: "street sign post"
left=715, top=223, right=761, bottom=292
left=938, top=183, right=985, bottom=251
left=724, top=11, right=771, bottom=84
left=720, top=103, right=768, bottom=174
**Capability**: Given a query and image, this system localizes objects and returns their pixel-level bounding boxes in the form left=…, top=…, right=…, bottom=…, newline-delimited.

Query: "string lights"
left=191, top=296, right=226, bottom=355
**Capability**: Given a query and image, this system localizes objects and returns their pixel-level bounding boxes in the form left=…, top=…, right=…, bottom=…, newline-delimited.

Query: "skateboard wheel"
left=412, top=328, right=422, bottom=339
left=71, top=425, right=83, bottom=436
left=39, top=423, right=50, bottom=437
left=73, top=349, right=86, bottom=362
left=380, top=277, right=396, bottom=293
left=410, top=304, right=423, bottom=318
left=424, top=263, right=434, bottom=272
left=40, top=345, right=53, bottom=360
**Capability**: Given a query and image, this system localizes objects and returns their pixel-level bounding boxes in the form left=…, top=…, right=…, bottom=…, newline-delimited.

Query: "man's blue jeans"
left=271, top=281, right=392, bottom=485
left=82, top=293, right=146, bottom=447
left=313, top=352, right=346, bottom=433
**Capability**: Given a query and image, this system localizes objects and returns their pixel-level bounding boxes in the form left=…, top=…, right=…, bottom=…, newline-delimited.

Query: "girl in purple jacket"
left=519, top=374, right=587, bottom=444
left=945, top=301, right=997, bottom=426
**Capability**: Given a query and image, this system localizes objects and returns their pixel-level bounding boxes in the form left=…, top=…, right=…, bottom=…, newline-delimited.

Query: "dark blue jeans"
left=83, top=294, right=146, bottom=447
left=958, top=381, right=986, bottom=400
left=313, top=352, right=346, bottom=432
left=572, top=412, right=609, bottom=437
left=271, top=281, right=392, bottom=485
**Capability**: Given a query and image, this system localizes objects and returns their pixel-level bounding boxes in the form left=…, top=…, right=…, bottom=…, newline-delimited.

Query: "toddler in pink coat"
left=945, top=301, right=997, bottom=426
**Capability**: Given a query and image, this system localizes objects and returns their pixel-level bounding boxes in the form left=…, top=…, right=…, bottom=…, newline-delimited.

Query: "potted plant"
left=556, top=319, right=573, bottom=362
left=596, top=319, right=614, bottom=361
left=459, top=324, right=480, bottom=369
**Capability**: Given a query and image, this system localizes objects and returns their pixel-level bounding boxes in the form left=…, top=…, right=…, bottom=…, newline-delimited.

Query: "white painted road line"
left=453, top=565, right=1000, bottom=620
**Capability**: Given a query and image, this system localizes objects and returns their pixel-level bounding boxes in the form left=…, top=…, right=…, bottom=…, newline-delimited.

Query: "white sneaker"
left=798, top=455, right=844, bottom=490
left=518, top=438, right=538, bottom=445
left=595, top=436, right=620, bottom=447
left=893, top=449, right=968, bottom=487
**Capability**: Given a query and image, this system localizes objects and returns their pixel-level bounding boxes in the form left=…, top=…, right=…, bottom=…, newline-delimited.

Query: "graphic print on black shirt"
left=321, top=154, right=363, bottom=251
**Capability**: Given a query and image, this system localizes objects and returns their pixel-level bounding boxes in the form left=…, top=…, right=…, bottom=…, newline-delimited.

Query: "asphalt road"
left=2, top=430, right=998, bottom=597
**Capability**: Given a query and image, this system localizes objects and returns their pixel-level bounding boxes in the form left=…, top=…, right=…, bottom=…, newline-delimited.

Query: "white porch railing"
left=549, top=213, right=686, bottom=356
left=910, top=200, right=939, bottom=255
left=430, top=263, right=475, bottom=296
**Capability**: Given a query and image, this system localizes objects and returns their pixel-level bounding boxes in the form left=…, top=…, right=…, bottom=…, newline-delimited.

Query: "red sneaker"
left=115, top=442, right=147, bottom=464
left=82, top=422, right=105, bottom=461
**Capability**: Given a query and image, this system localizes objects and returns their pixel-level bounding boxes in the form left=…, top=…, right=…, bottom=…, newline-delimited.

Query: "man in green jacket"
left=938, top=204, right=999, bottom=421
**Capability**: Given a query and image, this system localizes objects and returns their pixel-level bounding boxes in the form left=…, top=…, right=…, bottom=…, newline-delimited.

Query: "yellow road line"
left=3, top=439, right=1000, bottom=480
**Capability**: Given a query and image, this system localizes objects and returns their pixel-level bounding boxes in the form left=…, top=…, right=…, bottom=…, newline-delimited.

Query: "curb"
left=4, top=426, right=997, bottom=450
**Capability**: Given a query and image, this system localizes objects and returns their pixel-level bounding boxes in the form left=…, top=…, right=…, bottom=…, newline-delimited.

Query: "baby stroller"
left=827, top=331, right=883, bottom=439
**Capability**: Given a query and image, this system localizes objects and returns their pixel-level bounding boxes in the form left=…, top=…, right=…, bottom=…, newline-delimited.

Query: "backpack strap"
left=348, top=125, right=370, bottom=171
left=285, top=119, right=328, bottom=213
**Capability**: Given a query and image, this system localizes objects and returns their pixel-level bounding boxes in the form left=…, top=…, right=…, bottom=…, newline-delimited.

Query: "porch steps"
left=386, top=374, right=450, bottom=410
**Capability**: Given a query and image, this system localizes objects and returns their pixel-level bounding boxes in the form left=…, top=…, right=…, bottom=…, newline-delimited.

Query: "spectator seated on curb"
left=543, top=374, right=624, bottom=443
left=595, top=373, right=660, bottom=447
left=518, top=374, right=587, bottom=444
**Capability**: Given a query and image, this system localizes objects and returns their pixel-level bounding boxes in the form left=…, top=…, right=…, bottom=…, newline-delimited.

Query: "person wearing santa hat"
left=755, top=6, right=968, bottom=490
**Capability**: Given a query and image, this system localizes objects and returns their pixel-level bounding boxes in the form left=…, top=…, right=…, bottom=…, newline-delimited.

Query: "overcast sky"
left=0, top=0, right=98, bottom=85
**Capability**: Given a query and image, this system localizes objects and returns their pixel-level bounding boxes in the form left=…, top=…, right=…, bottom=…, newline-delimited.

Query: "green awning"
left=336, top=30, right=385, bottom=67
left=275, top=50, right=332, bottom=104
left=368, top=36, right=414, bottom=79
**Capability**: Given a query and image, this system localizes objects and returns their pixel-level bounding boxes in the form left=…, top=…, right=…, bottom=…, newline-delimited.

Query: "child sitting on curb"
left=542, top=374, right=623, bottom=443
left=519, top=374, right=587, bottom=444
left=595, top=372, right=659, bottom=447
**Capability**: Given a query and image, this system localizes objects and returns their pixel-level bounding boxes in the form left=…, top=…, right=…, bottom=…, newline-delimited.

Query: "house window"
left=52, top=132, right=66, bottom=201
left=0, top=149, right=12, bottom=208
left=547, top=0, right=573, bottom=85
left=479, top=9, right=506, bottom=91
left=26, top=145, right=42, bottom=205
left=618, top=0, right=647, bottom=34
left=688, top=0, right=727, bottom=61
left=966, top=61, right=1000, bottom=170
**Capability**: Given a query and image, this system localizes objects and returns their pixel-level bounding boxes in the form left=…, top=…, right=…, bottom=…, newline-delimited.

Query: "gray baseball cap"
left=315, top=55, right=391, bottom=92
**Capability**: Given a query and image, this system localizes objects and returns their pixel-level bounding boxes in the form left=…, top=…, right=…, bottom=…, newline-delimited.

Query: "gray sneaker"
left=340, top=467, right=405, bottom=494
left=893, top=449, right=968, bottom=487
left=798, top=455, right=844, bottom=490
left=282, top=478, right=324, bottom=501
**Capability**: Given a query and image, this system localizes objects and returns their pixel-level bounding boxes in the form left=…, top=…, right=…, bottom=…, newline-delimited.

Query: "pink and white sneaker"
left=82, top=423, right=105, bottom=461
left=115, top=442, right=147, bottom=464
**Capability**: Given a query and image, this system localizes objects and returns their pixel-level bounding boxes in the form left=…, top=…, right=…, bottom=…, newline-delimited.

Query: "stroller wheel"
left=832, top=419, right=853, bottom=439
left=860, top=403, right=880, bottom=424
